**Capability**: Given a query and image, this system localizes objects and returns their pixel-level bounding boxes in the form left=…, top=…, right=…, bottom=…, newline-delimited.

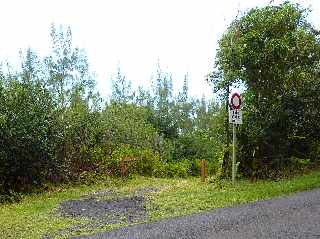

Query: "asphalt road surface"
left=75, top=188, right=320, bottom=239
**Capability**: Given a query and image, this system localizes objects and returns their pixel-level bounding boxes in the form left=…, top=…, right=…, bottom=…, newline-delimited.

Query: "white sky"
left=0, top=0, right=319, bottom=99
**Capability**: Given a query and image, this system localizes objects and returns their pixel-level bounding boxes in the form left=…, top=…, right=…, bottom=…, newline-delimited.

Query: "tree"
left=111, top=65, right=134, bottom=103
left=194, top=95, right=209, bottom=130
left=151, top=63, right=177, bottom=138
left=45, top=23, right=92, bottom=109
left=102, top=102, right=158, bottom=155
left=20, top=48, right=47, bottom=85
left=213, top=2, right=320, bottom=177
left=44, top=24, right=99, bottom=180
left=0, top=52, right=55, bottom=193
left=176, top=74, right=193, bottom=133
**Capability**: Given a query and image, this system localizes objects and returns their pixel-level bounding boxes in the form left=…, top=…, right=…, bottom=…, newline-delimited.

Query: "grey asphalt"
left=75, top=188, right=320, bottom=239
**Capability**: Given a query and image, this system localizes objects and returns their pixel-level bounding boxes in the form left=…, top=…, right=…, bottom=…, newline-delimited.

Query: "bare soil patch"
left=49, top=187, right=160, bottom=238
left=59, top=195, right=147, bottom=224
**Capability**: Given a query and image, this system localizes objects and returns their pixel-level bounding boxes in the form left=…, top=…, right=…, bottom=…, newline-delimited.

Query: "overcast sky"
left=0, top=0, right=319, bottom=99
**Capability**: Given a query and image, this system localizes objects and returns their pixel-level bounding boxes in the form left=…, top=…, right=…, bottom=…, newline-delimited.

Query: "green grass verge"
left=1, top=171, right=320, bottom=238
left=148, top=171, right=320, bottom=220
left=0, top=178, right=121, bottom=239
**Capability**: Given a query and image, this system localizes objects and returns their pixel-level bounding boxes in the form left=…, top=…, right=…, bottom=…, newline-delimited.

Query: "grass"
left=148, top=172, right=320, bottom=220
left=1, top=171, right=320, bottom=238
left=0, top=178, right=120, bottom=239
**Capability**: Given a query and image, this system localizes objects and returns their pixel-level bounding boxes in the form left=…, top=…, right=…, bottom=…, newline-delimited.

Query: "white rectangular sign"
left=229, top=109, right=242, bottom=124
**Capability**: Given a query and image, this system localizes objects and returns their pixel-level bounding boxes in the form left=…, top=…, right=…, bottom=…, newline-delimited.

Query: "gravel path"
left=74, top=188, right=320, bottom=239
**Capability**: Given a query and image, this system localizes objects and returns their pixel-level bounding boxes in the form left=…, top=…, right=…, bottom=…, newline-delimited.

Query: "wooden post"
left=200, top=160, right=206, bottom=182
left=120, top=157, right=126, bottom=177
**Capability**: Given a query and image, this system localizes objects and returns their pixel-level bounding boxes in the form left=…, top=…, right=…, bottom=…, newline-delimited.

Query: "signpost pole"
left=230, top=92, right=242, bottom=184
left=232, top=123, right=236, bottom=184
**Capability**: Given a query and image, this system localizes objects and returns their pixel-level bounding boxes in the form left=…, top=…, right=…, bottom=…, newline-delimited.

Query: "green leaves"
left=102, top=102, right=158, bottom=152
left=45, top=24, right=92, bottom=109
left=111, top=66, right=134, bottom=104
left=0, top=65, right=55, bottom=193
left=214, top=2, right=320, bottom=178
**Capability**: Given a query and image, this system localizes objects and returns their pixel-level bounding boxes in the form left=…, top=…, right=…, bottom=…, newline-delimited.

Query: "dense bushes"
left=0, top=78, right=55, bottom=193
left=0, top=30, right=225, bottom=196
left=102, top=102, right=159, bottom=154
left=109, top=145, right=193, bottom=178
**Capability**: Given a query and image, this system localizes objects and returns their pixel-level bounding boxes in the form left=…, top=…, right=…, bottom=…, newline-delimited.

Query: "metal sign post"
left=232, top=123, right=236, bottom=183
left=229, top=92, right=242, bottom=184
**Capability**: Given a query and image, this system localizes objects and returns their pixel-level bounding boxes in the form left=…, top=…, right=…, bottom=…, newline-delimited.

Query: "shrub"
left=189, top=159, right=219, bottom=178
left=134, top=148, right=162, bottom=176
left=161, top=161, right=192, bottom=178
left=152, top=160, right=191, bottom=178
left=0, top=79, right=55, bottom=193
left=110, top=145, right=162, bottom=177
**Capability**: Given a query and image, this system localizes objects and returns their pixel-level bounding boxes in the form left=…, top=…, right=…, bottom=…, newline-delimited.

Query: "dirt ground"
left=47, top=187, right=160, bottom=238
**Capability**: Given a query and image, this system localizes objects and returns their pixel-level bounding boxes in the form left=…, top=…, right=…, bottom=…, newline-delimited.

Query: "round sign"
left=230, top=93, right=241, bottom=109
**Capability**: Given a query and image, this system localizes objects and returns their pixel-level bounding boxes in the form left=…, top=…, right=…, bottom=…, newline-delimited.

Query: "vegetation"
left=1, top=2, right=320, bottom=200
left=210, top=2, right=320, bottom=178
left=0, top=25, right=226, bottom=198
left=1, top=171, right=320, bottom=238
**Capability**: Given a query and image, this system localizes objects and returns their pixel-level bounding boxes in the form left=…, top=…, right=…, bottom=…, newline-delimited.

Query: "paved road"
left=76, top=188, right=320, bottom=239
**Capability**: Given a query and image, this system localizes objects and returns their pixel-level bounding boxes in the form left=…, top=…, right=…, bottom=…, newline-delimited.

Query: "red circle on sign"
left=231, top=93, right=241, bottom=109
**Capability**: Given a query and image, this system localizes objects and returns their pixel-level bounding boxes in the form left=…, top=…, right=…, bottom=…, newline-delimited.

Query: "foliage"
left=152, top=160, right=192, bottom=178
left=44, top=24, right=99, bottom=181
left=0, top=24, right=103, bottom=195
left=5, top=4, right=320, bottom=195
left=111, top=65, right=134, bottom=103
left=214, top=2, right=320, bottom=178
left=102, top=102, right=159, bottom=154
left=149, top=64, right=177, bottom=139
left=110, top=145, right=162, bottom=177
left=45, top=24, right=93, bottom=108
left=0, top=60, right=55, bottom=193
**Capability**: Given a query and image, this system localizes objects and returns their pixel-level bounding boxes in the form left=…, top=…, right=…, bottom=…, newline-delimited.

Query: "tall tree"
left=151, top=63, right=177, bottom=138
left=20, top=48, right=46, bottom=85
left=45, top=23, right=92, bottom=109
left=176, top=74, right=193, bottom=133
left=213, top=2, right=320, bottom=177
left=111, top=65, right=134, bottom=103
left=44, top=24, right=99, bottom=180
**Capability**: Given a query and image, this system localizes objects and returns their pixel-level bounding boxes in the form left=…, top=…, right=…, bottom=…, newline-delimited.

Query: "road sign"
left=229, top=92, right=242, bottom=124
left=230, top=93, right=241, bottom=110
left=229, top=109, right=242, bottom=124
left=229, top=92, right=242, bottom=183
